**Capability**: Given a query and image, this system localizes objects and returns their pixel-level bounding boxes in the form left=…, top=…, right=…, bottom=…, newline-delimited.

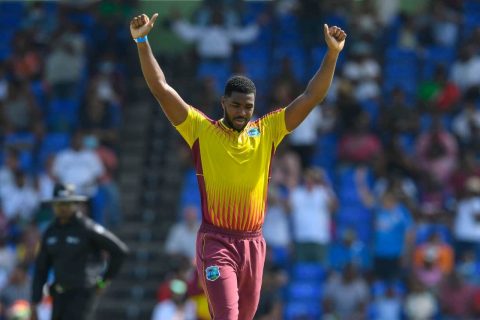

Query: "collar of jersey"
left=218, top=118, right=249, bottom=134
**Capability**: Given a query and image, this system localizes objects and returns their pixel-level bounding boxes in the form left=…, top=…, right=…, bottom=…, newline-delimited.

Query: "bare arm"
left=285, top=25, right=346, bottom=132
left=131, top=14, right=189, bottom=125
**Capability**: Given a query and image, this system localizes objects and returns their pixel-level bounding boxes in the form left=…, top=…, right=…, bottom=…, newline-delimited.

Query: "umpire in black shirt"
left=30, top=183, right=129, bottom=320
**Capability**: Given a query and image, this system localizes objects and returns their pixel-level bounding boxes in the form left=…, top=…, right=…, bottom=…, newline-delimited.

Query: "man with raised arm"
left=130, top=13, right=346, bottom=320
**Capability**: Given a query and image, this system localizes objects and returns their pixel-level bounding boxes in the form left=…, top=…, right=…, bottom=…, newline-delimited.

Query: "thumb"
left=149, top=13, right=159, bottom=27
left=323, top=24, right=330, bottom=37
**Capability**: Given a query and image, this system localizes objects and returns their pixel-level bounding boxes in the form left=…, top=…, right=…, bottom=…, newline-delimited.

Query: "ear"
left=221, top=96, right=226, bottom=110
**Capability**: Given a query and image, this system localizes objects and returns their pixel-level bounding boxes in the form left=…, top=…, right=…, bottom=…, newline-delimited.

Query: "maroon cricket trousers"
left=196, top=223, right=266, bottom=320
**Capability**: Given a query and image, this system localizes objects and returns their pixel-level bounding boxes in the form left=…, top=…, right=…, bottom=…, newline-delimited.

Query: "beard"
left=224, top=113, right=249, bottom=132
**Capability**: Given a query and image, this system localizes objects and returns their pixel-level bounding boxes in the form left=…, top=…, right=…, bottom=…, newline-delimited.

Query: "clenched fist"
left=130, top=13, right=159, bottom=40
left=323, top=24, right=347, bottom=53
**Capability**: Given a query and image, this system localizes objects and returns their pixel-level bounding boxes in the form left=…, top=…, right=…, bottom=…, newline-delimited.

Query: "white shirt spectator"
left=1, top=183, right=39, bottom=221
left=288, top=106, right=321, bottom=146
left=263, top=202, right=291, bottom=248
left=454, top=196, right=480, bottom=242
left=452, top=105, right=480, bottom=142
left=173, top=21, right=259, bottom=59
left=290, top=185, right=333, bottom=244
left=164, top=206, right=200, bottom=260
left=451, top=52, right=480, bottom=91
left=151, top=299, right=196, bottom=320
left=52, top=148, right=104, bottom=196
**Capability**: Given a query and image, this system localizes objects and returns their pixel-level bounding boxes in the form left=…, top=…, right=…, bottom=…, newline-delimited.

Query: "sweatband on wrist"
left=134, top=35, right=148, bottom=43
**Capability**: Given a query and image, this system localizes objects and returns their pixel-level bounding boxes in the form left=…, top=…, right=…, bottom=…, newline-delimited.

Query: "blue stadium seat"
left=291, top=263, right=326, bottom=282
left=37, top=133, right=71, bottom=169
left=197, top=60, right=231, bottom=94
left=287, top=281, right=323, bottom=301
left=46, top=98, right=80, bottom=131
left=284, top=301, right=321, bottom=320
left=4, top=132, right=35, bottom=148
left=421, top=46, right=456, bottom=79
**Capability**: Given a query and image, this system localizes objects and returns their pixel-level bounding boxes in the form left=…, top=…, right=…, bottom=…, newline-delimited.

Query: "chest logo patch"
left=247, top=127, right=260, bottom=137
left=205, top=265, right=221, bottom=281
left=46, top=237, right=57, bottom=245
left=66, top=236, right=80, bottom=244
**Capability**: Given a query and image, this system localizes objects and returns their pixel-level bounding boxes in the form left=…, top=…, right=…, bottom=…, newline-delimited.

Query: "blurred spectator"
left=329, top=228, right=370, bottom=272
left=0, top=234, right=17, bottom=290
left=449, top=149, right=480, bottom=199
left=368, top=284, right=402, bottom=320
left=289, top=167, right=337, bottom=263
left=44, top=35, right=84, bottom=99
left=415, top=116, right=458, bottom=184
left=456, top=250, right=480, bottom=285
left=0, top=148, right=22, bottom=194
left=10, top=31, right=42, bottom=81
left=79, top=96, right=119, bottom=148
left=342, top=42, right=381, bottom=101
left=22, top=2, right=58, bottom=43
left=164, top=205, right=200, bottom=261
left=263, top=184, right=291, bottom=267
left=338, top=111, right=382, bottom=165
left=171, top=9, right=259, bottom=61
left=0, top=80, right=42, bottom=134
left=5, top=299, right=31, bottom=320
left=287, top=105, right=322, bottom=169
left=323, top=263, right=370, bottom=319
left=93, top=138, right=122, bottom=227
left=418, top=64, right=460, bottom=113
left=0, top=264, right=31, bottom=312
left=451, top=44, right=480, bottom=92
left=438, top=271, right=476, bottom=318
left=369, top=189, right=414, bottom=281
left=192, top=0, right=241, bottom=28
left=414, top=245, right=445, bottom=290
left=0, top=170, right=40, bottom=225
left=156, top=256, right=193, bottom=303
left=403, top=276, right=438, bottom=320
left=427, top=2, right=460, bottom=47
left=453, top=176, right=480, bottom=260
left=151, top=279, right=196, bottom=320
left=397, top=14, right=420, bottom=50
left=452, top=96, right=480, bottom=149
left=380, top=87, right=419, bottom=135
left=413, top=230, right=454, bottom=275
left=52, top=130, right=104, bottom=197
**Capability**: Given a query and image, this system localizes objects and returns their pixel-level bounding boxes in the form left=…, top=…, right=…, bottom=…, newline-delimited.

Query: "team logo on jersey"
left=247, top=127, right=260, bottom=137
left=205, top=265, right=220, bottom=281
left=66, top=236, right=80, bottom=244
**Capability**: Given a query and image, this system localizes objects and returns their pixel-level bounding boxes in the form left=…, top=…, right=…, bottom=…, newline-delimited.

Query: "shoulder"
left=77, top=214, right=103, bottom=232
left=257, top=108, right=285, bottom=123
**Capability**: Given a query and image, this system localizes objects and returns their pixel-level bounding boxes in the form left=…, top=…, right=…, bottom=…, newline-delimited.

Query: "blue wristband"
left=134, top=35, right=148, bottom=43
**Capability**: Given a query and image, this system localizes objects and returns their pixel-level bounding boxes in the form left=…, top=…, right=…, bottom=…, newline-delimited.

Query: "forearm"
left=284, top=49, right=340, bottom=131
left=136, top=41, right=169, bottom=97
left=304, top=49, right=339, bottom=102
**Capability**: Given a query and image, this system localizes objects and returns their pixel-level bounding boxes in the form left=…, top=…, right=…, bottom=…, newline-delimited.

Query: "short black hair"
left=224, top=75, right=256, bottom=96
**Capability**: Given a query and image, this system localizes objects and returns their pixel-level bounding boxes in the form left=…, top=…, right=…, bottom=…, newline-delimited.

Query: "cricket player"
left=130, top=13, right=346, bottom=320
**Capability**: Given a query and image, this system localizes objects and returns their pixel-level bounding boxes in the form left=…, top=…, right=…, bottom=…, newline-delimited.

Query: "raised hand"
left=323, top=24, right=346, bottom=52
left=130, top=13, right=159, bottom=40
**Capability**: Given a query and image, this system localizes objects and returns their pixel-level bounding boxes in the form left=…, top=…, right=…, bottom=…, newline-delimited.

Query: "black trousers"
left=51, top=287, right=96, bottom=320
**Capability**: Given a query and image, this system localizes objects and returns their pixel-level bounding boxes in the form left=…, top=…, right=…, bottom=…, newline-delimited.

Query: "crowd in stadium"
left=1, top=0, right=480, bottom=319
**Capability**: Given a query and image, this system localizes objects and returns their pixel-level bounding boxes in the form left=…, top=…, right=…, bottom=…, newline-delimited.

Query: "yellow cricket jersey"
left=175, top=106, right=289, bottom=232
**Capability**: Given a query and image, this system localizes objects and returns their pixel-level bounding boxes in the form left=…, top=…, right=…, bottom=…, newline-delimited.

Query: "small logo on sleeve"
left=205, top=265, right=220, bottom=281
left=247, top=127, right=260, bottom=137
